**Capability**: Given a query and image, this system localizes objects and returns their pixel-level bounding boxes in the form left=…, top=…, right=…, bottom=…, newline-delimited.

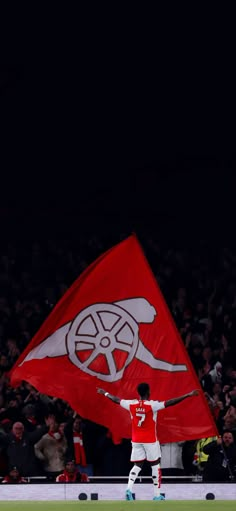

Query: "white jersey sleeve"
left=120, top=399, right=137, bottom=411
left=150, top=400, right=166, bottom=412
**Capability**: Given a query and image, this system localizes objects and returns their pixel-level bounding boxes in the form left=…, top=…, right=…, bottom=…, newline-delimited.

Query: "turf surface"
left=0, top=502, right=235, bottom=511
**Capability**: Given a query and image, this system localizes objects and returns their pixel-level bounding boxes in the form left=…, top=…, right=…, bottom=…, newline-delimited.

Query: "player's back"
left=129, top=399, right=159, bottom=443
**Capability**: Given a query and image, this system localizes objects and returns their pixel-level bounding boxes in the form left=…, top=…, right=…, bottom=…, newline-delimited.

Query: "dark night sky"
left=1, top=11, right=235, bottom=243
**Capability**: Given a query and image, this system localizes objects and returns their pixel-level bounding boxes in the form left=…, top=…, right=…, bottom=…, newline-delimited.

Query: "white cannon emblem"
left=20, top=298, right=187, bottom=381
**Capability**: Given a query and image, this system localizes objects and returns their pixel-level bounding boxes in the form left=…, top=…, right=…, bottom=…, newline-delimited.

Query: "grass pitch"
left=0, top=502, right=235, bottom=511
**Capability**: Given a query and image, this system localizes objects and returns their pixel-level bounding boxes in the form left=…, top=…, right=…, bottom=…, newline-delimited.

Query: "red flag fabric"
left=10, top=234, right=218, bottom=443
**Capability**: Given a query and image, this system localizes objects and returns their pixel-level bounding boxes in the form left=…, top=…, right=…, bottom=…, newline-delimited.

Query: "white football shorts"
left=131, top=441, right=161, bottom=462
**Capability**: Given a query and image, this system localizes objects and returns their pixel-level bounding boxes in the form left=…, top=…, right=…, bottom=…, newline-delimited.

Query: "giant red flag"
left=10, top=234, right=217, bottom=443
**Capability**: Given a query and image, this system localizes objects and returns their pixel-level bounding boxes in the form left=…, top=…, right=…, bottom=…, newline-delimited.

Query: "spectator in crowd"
left=1, top=465, right=28, bottom=483
left=202, top=430, right=236, bottom=481
left=223, top=399, right=236, bottom=437
left=197, top=366, right=214, bottom=395
left=202, top=345, right=214, bottom=376
left=203, top=392, right=222, bottom=422
left=56, top=458, right=89, bottom=483
left=209, top=361, right=222, bottom=385
left=34, top=416, right=67, bottom=480
left=0, top=418, right=52, bottom=476
left=21, top=404, right=40, bottom=433
left=192, top=436, right=218, bottom=475
left=64, top=413, right=93, bottom=476
left=211, top=382, right=223, bottom=405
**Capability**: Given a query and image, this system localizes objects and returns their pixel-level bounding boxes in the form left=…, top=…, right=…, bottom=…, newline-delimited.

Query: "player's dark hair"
left=137, top=382, right=150, bottom=398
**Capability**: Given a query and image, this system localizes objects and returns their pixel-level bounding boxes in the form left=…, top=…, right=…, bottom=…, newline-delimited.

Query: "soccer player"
left=97, top=383, right=199, bottom=501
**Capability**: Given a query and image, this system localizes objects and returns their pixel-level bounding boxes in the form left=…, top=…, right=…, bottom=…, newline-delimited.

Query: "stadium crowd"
left=0, top=235, right=236, bottom=482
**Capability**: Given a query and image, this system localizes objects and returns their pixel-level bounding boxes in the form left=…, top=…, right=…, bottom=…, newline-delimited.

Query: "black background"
left=1, top=7, right=235, bottom=244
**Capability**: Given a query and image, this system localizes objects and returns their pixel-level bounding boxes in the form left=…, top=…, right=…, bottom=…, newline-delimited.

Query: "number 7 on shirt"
left=136, top=412, right=146, bottom=427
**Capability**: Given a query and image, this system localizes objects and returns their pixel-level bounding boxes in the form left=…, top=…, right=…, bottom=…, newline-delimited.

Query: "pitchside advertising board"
left=0, top=484, right=235, bottom=501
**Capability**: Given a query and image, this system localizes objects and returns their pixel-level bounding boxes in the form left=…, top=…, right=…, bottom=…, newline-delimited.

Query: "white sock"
left=127, top=465, right=142, bottom=491
left=152, top=463, right=162, bottom=497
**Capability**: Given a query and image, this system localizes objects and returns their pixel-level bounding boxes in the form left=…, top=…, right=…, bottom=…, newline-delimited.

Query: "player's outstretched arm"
left=97, top=387, right=121, bottom=404
left=165, top=389, right=199, bottom=408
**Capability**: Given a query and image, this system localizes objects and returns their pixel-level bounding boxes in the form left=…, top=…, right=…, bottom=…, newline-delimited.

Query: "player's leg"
left=150, top=459, right=165, bottom=500
left=146, top=442, right=165, bottom=500
left=126, top=443, right=144, bottom=500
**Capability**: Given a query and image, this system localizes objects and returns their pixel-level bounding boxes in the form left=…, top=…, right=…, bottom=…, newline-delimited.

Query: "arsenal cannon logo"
left=21, top=298, right=187, bottom=381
